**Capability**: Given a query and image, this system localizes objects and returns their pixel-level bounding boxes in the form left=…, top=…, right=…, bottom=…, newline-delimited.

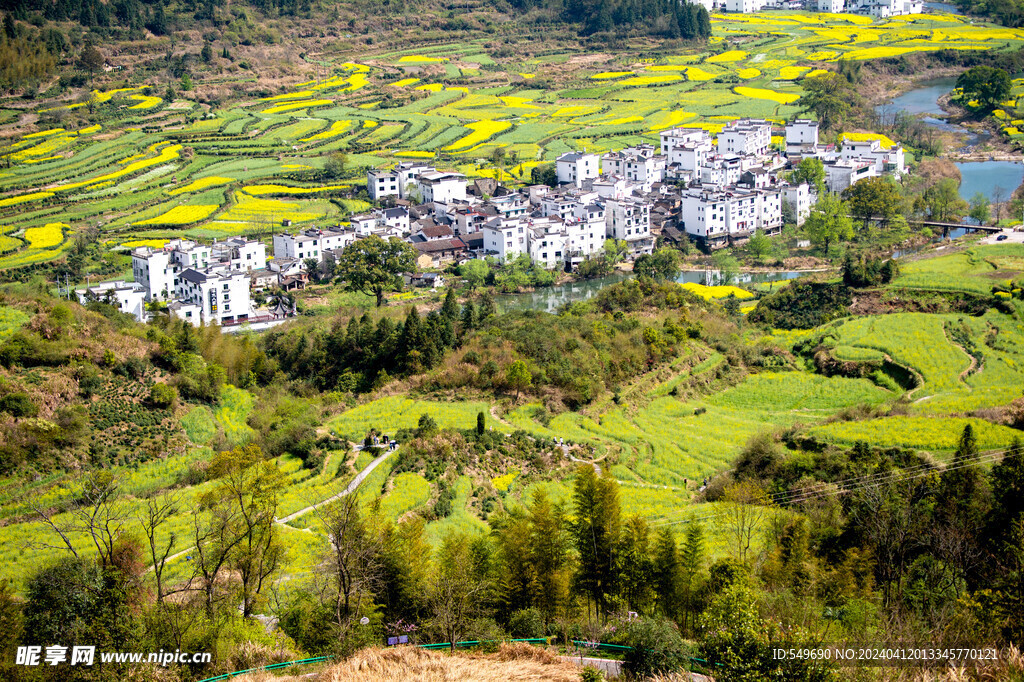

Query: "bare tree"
left=313, top=494, right=383, bottom=633
left=191, top=498, right=248, bottom=615
left=31, top=472, right=129, bottom=568
left=992, top=185, right=1006, bottom=222
left=722, top=480, right=772, bottom=565
left=139, top=492, right=182, bottom=602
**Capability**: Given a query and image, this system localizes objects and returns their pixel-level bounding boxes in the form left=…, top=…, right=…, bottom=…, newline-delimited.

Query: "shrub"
left=148, top=384, right=177, bottom=410
left=0, top=392, right=37, bottom=417
left=507, top=608, right=545, bottom=638
left=620, top=617, right=690, bottom=679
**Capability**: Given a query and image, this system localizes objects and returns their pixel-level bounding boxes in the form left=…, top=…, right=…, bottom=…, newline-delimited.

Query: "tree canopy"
left=334, top=235, right=417, bottom=307
left=956, top=65, right=1012, bottom=112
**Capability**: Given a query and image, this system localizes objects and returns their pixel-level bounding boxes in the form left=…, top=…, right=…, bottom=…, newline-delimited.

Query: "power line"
left=646, top=445, right=1022, bottom=529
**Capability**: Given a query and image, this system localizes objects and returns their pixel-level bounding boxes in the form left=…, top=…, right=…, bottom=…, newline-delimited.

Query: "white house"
left=556, top=152, right=600, bottom=188
left=818, top=0, right=844, bottom=11
left=378, top=207, right=410, bottom=234
left=483, top=218, right=528, bottom=262
left=602, top=148, right=665, bottom=184
left=679, top=187, right=783, bottom=248
left=273, top=228, right=356, bottom=261
left=566, top=203, right=607, bottom=265
left=527, top=218, right=569, bottom=270
left=782, top=182, right=812, bottom=227
left=604, top=197, right=653, bottom=254
left=174, top=268, right=252, bottom=326
left=211, top=237, right=267, bottom=273
left=660, top=127, right=710, bottom=156
left=785, top=119, right=819, bottom=147
left=367, top=162, right=435, bottom=201
left=78, top=280, right=148, bottom=322
left=132, top=239, right=214, bottom=302
left=840, top=136, right=906, bottom=176
left=824, top=159, right=877, bottom=193
left=718, top=119, right=773, bottom=158
left=417, top=171, right=467, bottom=204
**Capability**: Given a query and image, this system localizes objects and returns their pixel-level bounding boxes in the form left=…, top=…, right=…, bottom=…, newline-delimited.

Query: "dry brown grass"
left=280, top=643, right=584, bottom=682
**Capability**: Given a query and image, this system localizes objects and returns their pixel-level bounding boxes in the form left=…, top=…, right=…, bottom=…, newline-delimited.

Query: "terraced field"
left=2, top=12, right=1023, bottom=268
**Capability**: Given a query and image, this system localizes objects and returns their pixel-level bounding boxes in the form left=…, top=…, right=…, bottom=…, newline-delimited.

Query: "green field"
left=2, top=12, right=1024, bottom=266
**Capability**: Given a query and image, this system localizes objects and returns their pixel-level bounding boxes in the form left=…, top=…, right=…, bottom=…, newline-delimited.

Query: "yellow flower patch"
left=135, top=205, right=220, bottom=226
left=128, top=95, right=162, bottom=110
left=262, top=99, right=333, bottom=114
left=261, top=90, right=315, bottom=101
left=734, top=86, right=800, bottom=104
left=684, top=67, right=717, bottom=81
left=843, top=132, right=897, bottom=149
left=24, top=223, right=66, bottom=249
left=392, top=78, right=420, bottom=87
left=300, top=120, right=353, bottom=141
left=395, top=151, right=435, bottom=158
left=444, top=120, right=511, bottom=150
left=778, top=66, right=810, bottom=80
left=0, top=191, right=54, bottom=208
left=591, top=71, right=633, bottom=79
left=241, top=184, right=350, bottom=195
left=737, top=68, right=761, bottom=78
left=707, top=50, right=747, bottom=63
left=122, top=239, right=168, bottom=249
left=398, top=55, right=447, bottom=63
left=24, top=128, right=63, bottom=139
left=416, top=83, right=444, bottom=92
left=681, top=283, right=754, bottom=299
left=168, top=177, right=234, bottom=195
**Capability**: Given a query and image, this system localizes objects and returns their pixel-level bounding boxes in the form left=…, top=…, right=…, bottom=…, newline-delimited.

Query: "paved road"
left=275, top=447, right=396, bottom=524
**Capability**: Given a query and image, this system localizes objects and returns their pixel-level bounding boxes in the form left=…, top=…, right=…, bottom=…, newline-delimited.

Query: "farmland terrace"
left=2, top=11, right=1024, bottom=271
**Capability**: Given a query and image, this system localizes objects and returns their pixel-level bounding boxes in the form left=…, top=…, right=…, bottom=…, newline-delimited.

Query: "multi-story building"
left=840, top=136, right=906, bottom=176
left=132, top=239, right=213, bottom=301
left=78, top=281, right=148, bottom=322
left=824, top=159, right=877, bottom=193
left=718, top=118, right=773, bottom=158
left=782, top=182, right=812, bottom=227
left=417, top=171, right=467, bottom=204
left=602, top=147, right=665, bottom=184
left=679, top=186, right=783, bottom=249
left=211, top=237, right=267, bottom=273
left=273, top=228, right=356, bottom=261
left=367, top=162, right=435, bottom=201
left=482, top=217, right=529, bottom=263
left=604, top=197, right=653, bottom=255
left=556, top=152, right=600, bottom=188
left=174, top=268, right=252, bottom=326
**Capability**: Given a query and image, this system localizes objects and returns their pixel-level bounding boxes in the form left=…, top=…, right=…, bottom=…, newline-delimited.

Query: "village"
left=78, top=117, right=905, bottom=328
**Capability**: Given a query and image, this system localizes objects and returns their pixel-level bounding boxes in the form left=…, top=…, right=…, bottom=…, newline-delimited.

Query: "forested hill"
left=0, top=0, right=710, bottom=90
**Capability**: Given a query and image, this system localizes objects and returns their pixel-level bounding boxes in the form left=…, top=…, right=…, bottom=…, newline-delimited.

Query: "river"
left=497, top=270, right=806, bottom=313
left=876, top=79, right=1024, bottom=202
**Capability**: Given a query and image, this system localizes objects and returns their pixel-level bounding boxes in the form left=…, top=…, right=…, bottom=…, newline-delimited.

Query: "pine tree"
left=572, top=465, right=621, bottom=621
left=618, top=516, right=654, bottom=614
left=988, top=438, right=1024, bottom=548
left=441, top=287, right=459, bottom=322
left=652, top=526, right=679, bottom=619
left=678, top=521, right=705, bottom=635
left=460, top=302, right=477, bottom=332
left=480, top=293, right=497, bottom=320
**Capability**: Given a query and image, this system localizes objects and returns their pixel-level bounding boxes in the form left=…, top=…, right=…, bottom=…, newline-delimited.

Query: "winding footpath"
left=275, top=446, right=396, bottom=525
left=153, top=446, right=397, bottom=570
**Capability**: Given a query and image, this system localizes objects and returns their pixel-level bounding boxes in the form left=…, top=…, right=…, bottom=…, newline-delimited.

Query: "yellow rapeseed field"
left=135, top=205, right=220, bottom=226
left=734, top=86, right=800, bottom=104
left=24, top=223, right=66, bottom=249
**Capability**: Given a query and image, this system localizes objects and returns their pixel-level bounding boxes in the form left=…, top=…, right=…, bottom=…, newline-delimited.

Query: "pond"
left=878, top=78, right=1024, bottom=201
left=496, top=270, right=807, bottom=313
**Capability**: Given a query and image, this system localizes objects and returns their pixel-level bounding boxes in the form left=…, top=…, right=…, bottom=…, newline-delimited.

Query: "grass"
left=181, top=406, right=217, bottom=444
left=807, top=416, right=1021, bottom=454
left=214, top=385, right=256, bottom=447
left=707, top=372, right=891, bottom=412
left=891, top=244, right=1024, bottom=295
left=326, top=396, right=505, bottom=439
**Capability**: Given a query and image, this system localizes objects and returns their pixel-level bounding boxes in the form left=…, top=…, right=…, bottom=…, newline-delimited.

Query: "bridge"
left=852, top=215, right=1005, bottom=233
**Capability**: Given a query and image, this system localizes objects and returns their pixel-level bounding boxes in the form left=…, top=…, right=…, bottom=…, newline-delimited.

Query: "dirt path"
left=276, top=447, right=396, bottom=525
left=151, top=447, right=397, bottom=572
